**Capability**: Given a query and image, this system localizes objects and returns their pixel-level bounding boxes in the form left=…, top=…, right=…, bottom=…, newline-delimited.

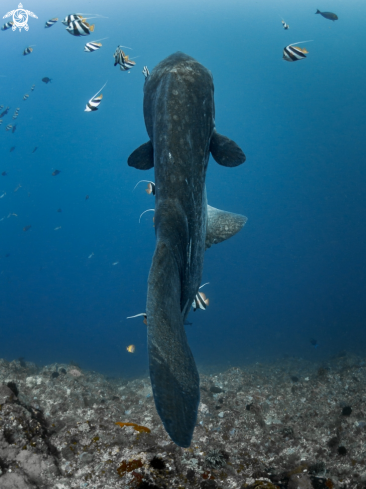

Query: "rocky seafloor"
left=1, top=352, right=366, bottom=489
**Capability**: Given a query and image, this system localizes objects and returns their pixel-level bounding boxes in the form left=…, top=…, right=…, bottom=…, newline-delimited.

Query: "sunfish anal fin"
left=205, top=205, right=247, bottom=250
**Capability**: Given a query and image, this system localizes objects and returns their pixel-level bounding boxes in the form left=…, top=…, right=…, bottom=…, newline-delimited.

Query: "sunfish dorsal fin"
left=210, top=129, right=246, bottom=167
left=205, top=205, right=247, bottom=249
left=128, top=141, right=154, bottom=170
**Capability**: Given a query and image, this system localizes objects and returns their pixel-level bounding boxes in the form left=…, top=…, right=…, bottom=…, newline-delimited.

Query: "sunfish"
left=315, top=9, right=338, bottom=21
left=128, top=52, right=247, bottom=447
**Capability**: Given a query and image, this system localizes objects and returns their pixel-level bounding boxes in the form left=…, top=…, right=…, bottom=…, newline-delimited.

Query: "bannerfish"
left=23, top=225, right=31, bottom=232
left=66, top=20, right=95, bottom=36
left=52, top=169, right=61, bottom=176
left=128, top=52, right=247, bottom=447
left=283, top=41, right=310, bottom=62
left=192, top=283, right=210, bottom=312
left=31, top=84, right=35, bottom=91
left=282, top=20, right=289, bottom=29
left=23, top=47, right=33, bottom=56
left=126, top=344, right=135, bottom=353
left=127, top=312, right=148, bottom=325
left=6, top=124, right=12, bottom=131
left=133, top=180, right=156, bottom=195
left=1, top=21, right=14, bottom=31
left=315, top=9, right=338, bottom=21
left=142, top=66, right=150, bottom=78
left=45, top=18, right=58, bottom=28
left=42, top=77, right=52, bottom=84
left=84, top=37, right=108, bottom=52
left=62, top=14, right=84, bottom=25
left=23, top=94, right=29, bottom=100
left=113, top=46, right=136, bottom=71
left=85, top=82, right=107, bottom=112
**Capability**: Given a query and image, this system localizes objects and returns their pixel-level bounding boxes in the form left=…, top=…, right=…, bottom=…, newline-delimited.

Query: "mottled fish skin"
left=128, top=52, right=246, bottom=448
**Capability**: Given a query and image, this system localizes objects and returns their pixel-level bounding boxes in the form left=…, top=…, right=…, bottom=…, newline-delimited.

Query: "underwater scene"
left=1, top=0, right=366, bottom=487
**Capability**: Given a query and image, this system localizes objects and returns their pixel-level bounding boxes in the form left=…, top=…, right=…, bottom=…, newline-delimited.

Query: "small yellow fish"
left=126, top=344, right=135, bottom=353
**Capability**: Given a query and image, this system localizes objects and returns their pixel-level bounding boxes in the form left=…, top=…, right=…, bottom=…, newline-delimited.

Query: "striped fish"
left=192, top=283, right=210, bottom=312
left=66, top=20, right=94, bottom=36
left=31, top=85, right=35, bottom=91
left=6, top=124, right=12, bottom=131
left=84, top=36, right=108, bottom=52
left=283, top=41, right=310, bottom=62
left=45, top=18, right=58, bottom=28
left=142, top=66, right=150, bottom=78
left=113, top=46, right=136, bottom=71
left=23, top=47, right=33, bottom=56
left=281, top=20, right=289, bottom=29
left=85, top=82, right=107, bottom=112
left=23, top=94, right=29, bottom=101
left=12, top=110, right=19, bottom=119
left=1, top=21, right=13, bottom=31
left=61, top=14, right=83, bottom=26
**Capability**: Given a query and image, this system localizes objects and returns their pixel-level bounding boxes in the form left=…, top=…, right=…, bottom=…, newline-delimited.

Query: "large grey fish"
left=315, top=9, right=338, bottom=21
left=128, top=52, right=247, bottom=447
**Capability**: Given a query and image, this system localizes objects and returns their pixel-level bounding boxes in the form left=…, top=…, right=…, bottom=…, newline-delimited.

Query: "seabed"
left=0, top=351, right=365, bottom=488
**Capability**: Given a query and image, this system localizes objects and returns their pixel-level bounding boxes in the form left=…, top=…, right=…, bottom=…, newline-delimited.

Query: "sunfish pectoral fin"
left=205, top=204, right=247, bottom=249
left=210, top=129, right=246, bottom=167
left=127, top=140, right=154, bottom=170
left=147, top=240, right=199, bottom=448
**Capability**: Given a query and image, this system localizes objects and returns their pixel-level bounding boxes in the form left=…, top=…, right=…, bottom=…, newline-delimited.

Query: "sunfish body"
left=315, top=9, right=338, bottom=21
left=128, top=52, right=246, bottom=447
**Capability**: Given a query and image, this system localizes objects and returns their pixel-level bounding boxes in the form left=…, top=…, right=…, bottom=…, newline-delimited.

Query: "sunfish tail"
left=146, top=239, right=200, bottom=448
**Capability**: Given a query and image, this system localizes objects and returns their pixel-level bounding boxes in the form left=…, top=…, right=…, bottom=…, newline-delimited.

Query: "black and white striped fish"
left=66, top=20, right=94, bottom=36
left=113, top=46, right=136, bottom=71
left=23, top=47, right=33, bottom=56
left=85, top=82, right=107, bottom=112
left=192, top=283, right=210, bottom=312
left=45, top=18, right=58, bottom=28
left=283, top=41, right=311, bottom=62
left=6, top=124, right=12, bottom=131
left=1, top=21, right=13, bottom=31
left=142, top=66, right=150, bottom=78
left=31, top=84, right=35, bottom=91
left=62, top=14, right=83, bottom=26
left=84, top=38, right=107, bottom=52
left=23, top=94, right=29, bottom=100
left=281, top=20, right=289, bottom=29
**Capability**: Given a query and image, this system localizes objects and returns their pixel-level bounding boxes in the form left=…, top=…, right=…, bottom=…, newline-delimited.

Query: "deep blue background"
left=1, top=0, right=365, bottom=377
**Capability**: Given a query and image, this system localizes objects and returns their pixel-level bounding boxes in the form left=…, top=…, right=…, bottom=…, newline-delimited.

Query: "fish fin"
left=128, top=141, right=154, bottom=170
left=206, top=205, right=247, bottom=249
left=210, top=129, right=246, bottom=167
left=147, top=240, right=199, bottom=448
left=315, top=9, right=320, bottom=13
left=89, top=24, right=95, bottom=31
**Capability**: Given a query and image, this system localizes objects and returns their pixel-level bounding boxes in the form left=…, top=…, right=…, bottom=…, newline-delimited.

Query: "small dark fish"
left=10, top=146, right=15, bottom=152
left=5, top=253, right=10, bottom=257
left=57, top=208, right=62, bottom=212
left=52, top=169, right=61, bottom=176
left=315, top=9, right=338, bottom=21
left=23, top=225, right=32, bottom=232
left=31, top=84, right=35, bottom=91
left=32, top=147, right=38, bottom=153
left=0, top=107, right=10, bottom=118
left=310, top=338, right=318, bottom=348
left=2, top=171, right=7, bottom=176
left=85, top=195, right=89, bottom=200
left=12, top=124, right=16, bottom=133
left=42, top=77, right=52, bottom=84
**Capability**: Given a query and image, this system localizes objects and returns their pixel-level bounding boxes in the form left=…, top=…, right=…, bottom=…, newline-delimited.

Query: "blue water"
left=1, top=0, right=366, bottom=377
